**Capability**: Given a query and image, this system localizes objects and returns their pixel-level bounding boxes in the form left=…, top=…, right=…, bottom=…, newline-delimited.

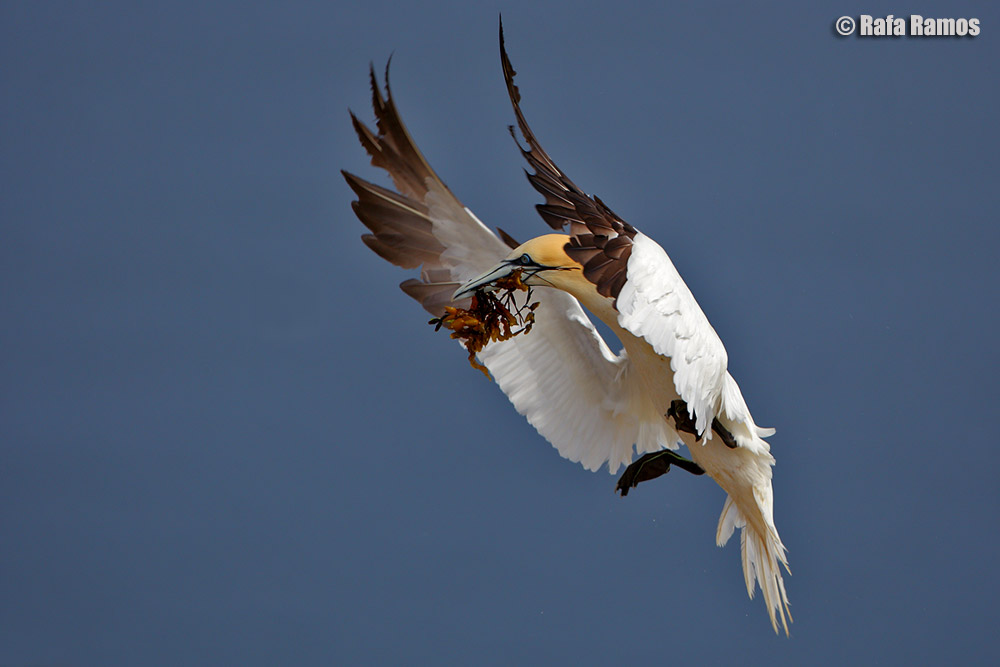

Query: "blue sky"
left=3, top=2, right=998, bottom=664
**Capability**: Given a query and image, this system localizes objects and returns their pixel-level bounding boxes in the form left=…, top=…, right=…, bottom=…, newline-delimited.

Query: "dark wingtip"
left=341, top=169, right=363, bottom=193
left=384, top=52, right=394, bottom=95
left=499, top=18, right=519, bottom=106
left=368, top=61, right=384, bottom=111
left=506, top=124, right=526, bottom=153
left=496, top=227, right=520, bottom=249
left=367, top=55, right=397, bottom=112
left=348, top=108, right=379, bottom=159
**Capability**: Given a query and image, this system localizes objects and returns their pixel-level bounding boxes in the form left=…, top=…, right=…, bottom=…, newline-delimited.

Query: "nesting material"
left=429, top=270, right=539, bottom=377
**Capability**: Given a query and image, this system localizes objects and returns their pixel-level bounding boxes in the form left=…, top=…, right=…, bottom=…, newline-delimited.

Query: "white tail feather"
left=700, top=373, right=792, bottom=634
left=717, top=494, right=792, bottom=635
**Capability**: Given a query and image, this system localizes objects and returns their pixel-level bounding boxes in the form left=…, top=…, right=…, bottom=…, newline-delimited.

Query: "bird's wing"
left=478, top=295, right=676, bottom=472
left=343, top=63, right=508, bottom=310
left=500, top=27, right=729, bottom=437
left=344, top=65, right=674, bottom=473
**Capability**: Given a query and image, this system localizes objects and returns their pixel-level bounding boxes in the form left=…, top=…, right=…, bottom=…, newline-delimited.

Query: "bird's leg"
left=667, top=399, right=700, bottom=438
left=615, top=449, right=704, bottom=497
left=711, top=417, right=738, bottom=449
left=668, top=399, right=738, bottom=449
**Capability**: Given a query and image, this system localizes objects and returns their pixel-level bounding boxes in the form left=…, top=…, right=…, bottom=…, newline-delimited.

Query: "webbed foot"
left=666, top=400, right=700, bottom=438
left=667, top=399, right=738, bottom=449
left=615, top=449, right=704, bottom=497
left=711, top=417, right=738, bottom=449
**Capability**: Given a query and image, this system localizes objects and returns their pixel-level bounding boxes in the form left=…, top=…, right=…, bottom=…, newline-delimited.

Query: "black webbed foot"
left=666, top=400, right=700, bottom=438
left=615, top=449, right=704, bottom=497
left=711, top=417, right=738, bottom=449
left=668, top=399, right=738, bottom=449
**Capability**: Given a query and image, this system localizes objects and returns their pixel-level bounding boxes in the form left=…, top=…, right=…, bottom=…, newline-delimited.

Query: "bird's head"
left=453, top=234, right=582, bottom=300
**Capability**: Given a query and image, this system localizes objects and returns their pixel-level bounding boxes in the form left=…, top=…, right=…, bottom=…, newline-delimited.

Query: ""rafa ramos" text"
left=859, top=15, right=980, bottom=37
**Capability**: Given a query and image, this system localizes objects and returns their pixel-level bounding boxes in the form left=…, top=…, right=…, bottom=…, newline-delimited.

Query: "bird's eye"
left=519, top=253, right=532, bottom=265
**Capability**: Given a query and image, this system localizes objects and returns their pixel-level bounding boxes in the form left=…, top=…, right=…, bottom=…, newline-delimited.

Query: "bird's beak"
left=452, top=262, right=518, bottom=300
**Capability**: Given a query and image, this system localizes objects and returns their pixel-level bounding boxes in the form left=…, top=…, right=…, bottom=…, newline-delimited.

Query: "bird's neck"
left=544, top=269, right=621, bottom=330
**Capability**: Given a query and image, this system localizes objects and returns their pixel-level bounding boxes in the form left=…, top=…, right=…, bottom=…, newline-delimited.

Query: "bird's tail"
left=716, top=484, right=792, bottom=635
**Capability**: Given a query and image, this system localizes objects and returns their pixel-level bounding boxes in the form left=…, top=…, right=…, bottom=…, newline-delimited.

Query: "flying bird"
left=343, top=25, right=791, bottom=634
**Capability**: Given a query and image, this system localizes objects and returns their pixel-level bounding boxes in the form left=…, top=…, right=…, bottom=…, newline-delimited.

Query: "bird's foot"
left=615, top=449, right=704, bottom=497
left=667, top=399, right=738, bottom=449
left=711, top=417, right=738, bottom=449
left=667, top=400, right=701, bottom=437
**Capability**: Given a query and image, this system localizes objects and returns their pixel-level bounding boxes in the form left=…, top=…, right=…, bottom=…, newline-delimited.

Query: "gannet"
left=343, top=24, right=791, bottom=634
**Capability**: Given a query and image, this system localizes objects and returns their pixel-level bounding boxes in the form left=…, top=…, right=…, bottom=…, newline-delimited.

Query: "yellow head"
left=453, top=234, right=585, bottom=298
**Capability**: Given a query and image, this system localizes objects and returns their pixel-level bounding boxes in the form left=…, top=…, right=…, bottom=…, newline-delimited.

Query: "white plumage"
left=616, top=233, right=729, bottom=439
left=344, top=26, right=792, bottom=634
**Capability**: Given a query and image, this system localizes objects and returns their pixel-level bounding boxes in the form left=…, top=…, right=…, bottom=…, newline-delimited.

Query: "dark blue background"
left=3, top=2, right=998, bottom=664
